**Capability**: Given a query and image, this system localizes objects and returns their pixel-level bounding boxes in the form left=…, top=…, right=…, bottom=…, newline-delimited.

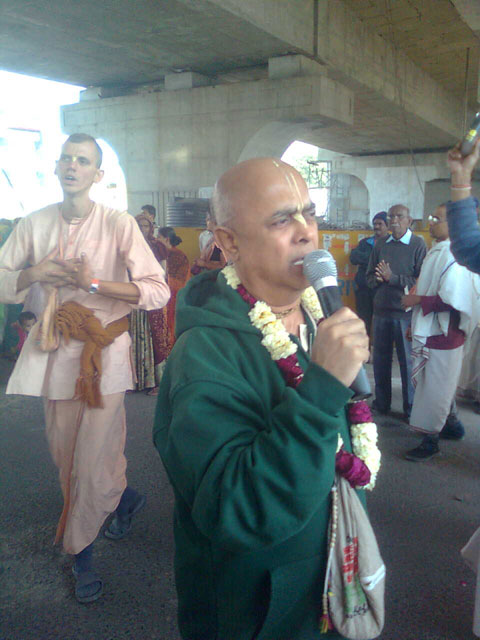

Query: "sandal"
left=104, top=494, right=146, bottom=540
left=72, top=566, right=103, bottom=604
left=146, top=387, right=158, bottom=396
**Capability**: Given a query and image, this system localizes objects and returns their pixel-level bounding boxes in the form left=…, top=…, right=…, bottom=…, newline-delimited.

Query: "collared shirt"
left=386, top=228, right=412, bottom=245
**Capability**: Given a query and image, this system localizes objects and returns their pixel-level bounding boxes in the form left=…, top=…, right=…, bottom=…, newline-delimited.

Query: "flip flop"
left=146, top=387, right=158, bottom=396
left=72, top=566, right=103, bottom=604
left=104, top=494, right=146, bottom=540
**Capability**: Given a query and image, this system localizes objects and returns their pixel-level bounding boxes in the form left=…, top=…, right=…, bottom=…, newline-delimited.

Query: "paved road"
left=1, top=357, right=480, bottom=639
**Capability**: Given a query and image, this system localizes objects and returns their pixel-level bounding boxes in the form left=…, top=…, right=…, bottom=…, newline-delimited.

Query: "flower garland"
left=222, top=265, right=381, bottom=490
left=223, top=264, right=323, bottom=387
left=337, top=402, right=381, bottom=491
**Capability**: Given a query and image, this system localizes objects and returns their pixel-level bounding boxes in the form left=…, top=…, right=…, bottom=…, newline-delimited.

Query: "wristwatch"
left=88, top=278, right=100, bottom=294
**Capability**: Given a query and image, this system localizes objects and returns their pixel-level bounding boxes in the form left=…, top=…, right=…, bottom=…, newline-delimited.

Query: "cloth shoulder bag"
left=321, top=474, right=386, bottom=640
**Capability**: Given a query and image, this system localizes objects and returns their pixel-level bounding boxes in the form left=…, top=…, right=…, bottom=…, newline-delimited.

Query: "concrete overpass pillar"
left=62, top=69, right=353, bottom=220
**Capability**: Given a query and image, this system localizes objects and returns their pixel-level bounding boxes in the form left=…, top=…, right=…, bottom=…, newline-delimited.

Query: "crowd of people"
left=1, top=130, right=480, bottom=639
left=350, top=194, right=480, bottom=462
left=130, top=210, right=191, bottom=395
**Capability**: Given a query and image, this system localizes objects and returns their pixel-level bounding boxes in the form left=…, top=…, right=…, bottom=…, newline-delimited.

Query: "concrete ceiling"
left=345, top=0, right=480, bottom=106
left=2, top=0, right=480, bottom=157
left=0, top=0, right=291, bottom=87
left=452, top=0, right=480, bottom=38
left=1, top=0, right=479, bottom=108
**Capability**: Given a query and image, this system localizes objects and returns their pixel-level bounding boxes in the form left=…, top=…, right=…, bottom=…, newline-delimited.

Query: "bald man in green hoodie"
left=154, top=158, right=371, bottom=640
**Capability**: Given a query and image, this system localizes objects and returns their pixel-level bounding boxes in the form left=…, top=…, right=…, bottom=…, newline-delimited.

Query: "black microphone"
left=303, top=249, right=372, bottom=400
left=460, top=112, right=480, bottom=156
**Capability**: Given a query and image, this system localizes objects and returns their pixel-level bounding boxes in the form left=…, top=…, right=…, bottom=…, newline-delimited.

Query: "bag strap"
left=320, top=480, right=338, bottom=634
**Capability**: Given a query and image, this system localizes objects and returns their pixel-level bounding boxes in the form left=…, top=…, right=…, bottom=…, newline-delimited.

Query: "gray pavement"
left=1, top=357, right=480, bottom=640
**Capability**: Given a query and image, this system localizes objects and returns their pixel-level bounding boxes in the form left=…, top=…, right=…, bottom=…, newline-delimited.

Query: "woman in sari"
left=130, top=214, right=167, bottom=394
left=191, top=212, right=226, bottom=275
left=152, top=227, right=190, bottom=364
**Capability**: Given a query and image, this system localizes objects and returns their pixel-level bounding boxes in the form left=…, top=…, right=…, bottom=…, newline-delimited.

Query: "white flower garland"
left=223, top=264, right=323, bottom=362
left=223, top=264, right=380, bottom=490
left=223, top=264, right=241, bottom=289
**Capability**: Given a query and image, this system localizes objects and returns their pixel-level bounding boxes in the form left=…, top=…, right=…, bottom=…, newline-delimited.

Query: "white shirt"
left=386, top=228, right=412, bottom=245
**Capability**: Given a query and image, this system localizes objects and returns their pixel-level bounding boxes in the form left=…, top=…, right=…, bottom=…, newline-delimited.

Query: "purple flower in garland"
left=335, top=448, right=371, bottom=488
left=237, top=284, right=257, bottom=307
left=277, top=353, right=304, bottom=387
left=348, top=400, right=372, bottom=424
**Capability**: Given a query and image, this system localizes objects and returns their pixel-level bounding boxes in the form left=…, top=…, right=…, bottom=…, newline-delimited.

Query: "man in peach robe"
left=0, top=133, right=170, bottom=603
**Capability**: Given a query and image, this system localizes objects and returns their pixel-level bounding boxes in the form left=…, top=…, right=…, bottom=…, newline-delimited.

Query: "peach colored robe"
left=0, top=203, right=170, bottom=553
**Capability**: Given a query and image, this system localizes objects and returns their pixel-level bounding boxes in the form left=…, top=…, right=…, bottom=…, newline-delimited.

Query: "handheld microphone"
left=303, top=249, right=372, bottom=400
left=460, top=112, right=480, bottom=156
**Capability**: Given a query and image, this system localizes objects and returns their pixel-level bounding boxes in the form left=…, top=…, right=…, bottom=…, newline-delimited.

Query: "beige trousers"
left=44, top=392, right=127, bottom=555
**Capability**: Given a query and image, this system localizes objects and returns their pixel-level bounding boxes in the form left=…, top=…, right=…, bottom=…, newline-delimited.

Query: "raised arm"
left=446, top=139, right=480, bottom=274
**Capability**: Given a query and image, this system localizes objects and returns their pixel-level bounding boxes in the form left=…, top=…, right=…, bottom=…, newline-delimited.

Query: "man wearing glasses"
left=400, top=204, right=479, bottom=460
left=366, top=204, right=426, bottom=420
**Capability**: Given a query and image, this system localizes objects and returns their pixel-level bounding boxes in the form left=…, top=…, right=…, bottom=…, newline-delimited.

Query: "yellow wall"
left=175, top=227, right=432, bottom=310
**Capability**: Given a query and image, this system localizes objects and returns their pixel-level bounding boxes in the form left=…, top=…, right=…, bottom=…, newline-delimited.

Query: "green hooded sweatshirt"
left=154, top=269, right=362, bottom=640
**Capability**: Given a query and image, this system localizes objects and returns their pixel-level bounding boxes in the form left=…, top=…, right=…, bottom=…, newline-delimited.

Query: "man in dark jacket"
left=350, top=211, right=389, bottom=337
left=366, top=205, right=427, bottom=419
left=154, top=158, right=372, bottom=640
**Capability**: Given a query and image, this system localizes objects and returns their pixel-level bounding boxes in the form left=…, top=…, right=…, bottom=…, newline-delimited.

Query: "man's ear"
left=94, top=169, right=104, bottom=184
left=215, top=226, right=238, bottom=262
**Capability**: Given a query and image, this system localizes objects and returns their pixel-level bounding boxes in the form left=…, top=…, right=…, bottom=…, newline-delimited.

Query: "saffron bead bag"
left=321, top=475, right=386, bottom=640
left=38, top=288, right=60, bottom=352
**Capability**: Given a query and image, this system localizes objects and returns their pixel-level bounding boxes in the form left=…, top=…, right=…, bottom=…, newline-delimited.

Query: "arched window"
left=90, top=138, right=128, bottom=211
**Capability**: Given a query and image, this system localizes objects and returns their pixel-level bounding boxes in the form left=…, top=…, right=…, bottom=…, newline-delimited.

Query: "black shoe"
left=404, top=436, right=440, bottom=462
left=440, top=418, right=465, bottom=440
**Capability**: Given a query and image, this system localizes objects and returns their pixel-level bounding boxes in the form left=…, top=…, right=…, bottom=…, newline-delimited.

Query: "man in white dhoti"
left=401, top=203, right=479, bottom=461
left=0, top=133, right=170, bottom=602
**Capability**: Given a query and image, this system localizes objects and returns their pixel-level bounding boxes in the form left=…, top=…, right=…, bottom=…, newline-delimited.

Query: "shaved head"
left=212, top=157, right=318, bottom=306
left=212, top=158, right=308, bottom=227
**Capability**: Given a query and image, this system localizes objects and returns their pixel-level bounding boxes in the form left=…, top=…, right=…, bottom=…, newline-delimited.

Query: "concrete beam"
left=164, top=72, right=211, bottom=91
left=212, top=0, right=465, bottom=141
left=268, top=55, right=327, bottom=80
left=452, top=0, right=480, bottom=37
left=204, top=0, right=315, bottom=55
left=62, top=74, right=353, bottom=216
left=315, top=0, right=464, bottom=140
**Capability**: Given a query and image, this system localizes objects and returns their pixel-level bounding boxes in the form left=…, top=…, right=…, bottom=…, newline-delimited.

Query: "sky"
left=0, top=70, right=127, bottom=218
left=0, top=70, right=82, bottom=132
left=282, top=140, right=329, bottom=216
